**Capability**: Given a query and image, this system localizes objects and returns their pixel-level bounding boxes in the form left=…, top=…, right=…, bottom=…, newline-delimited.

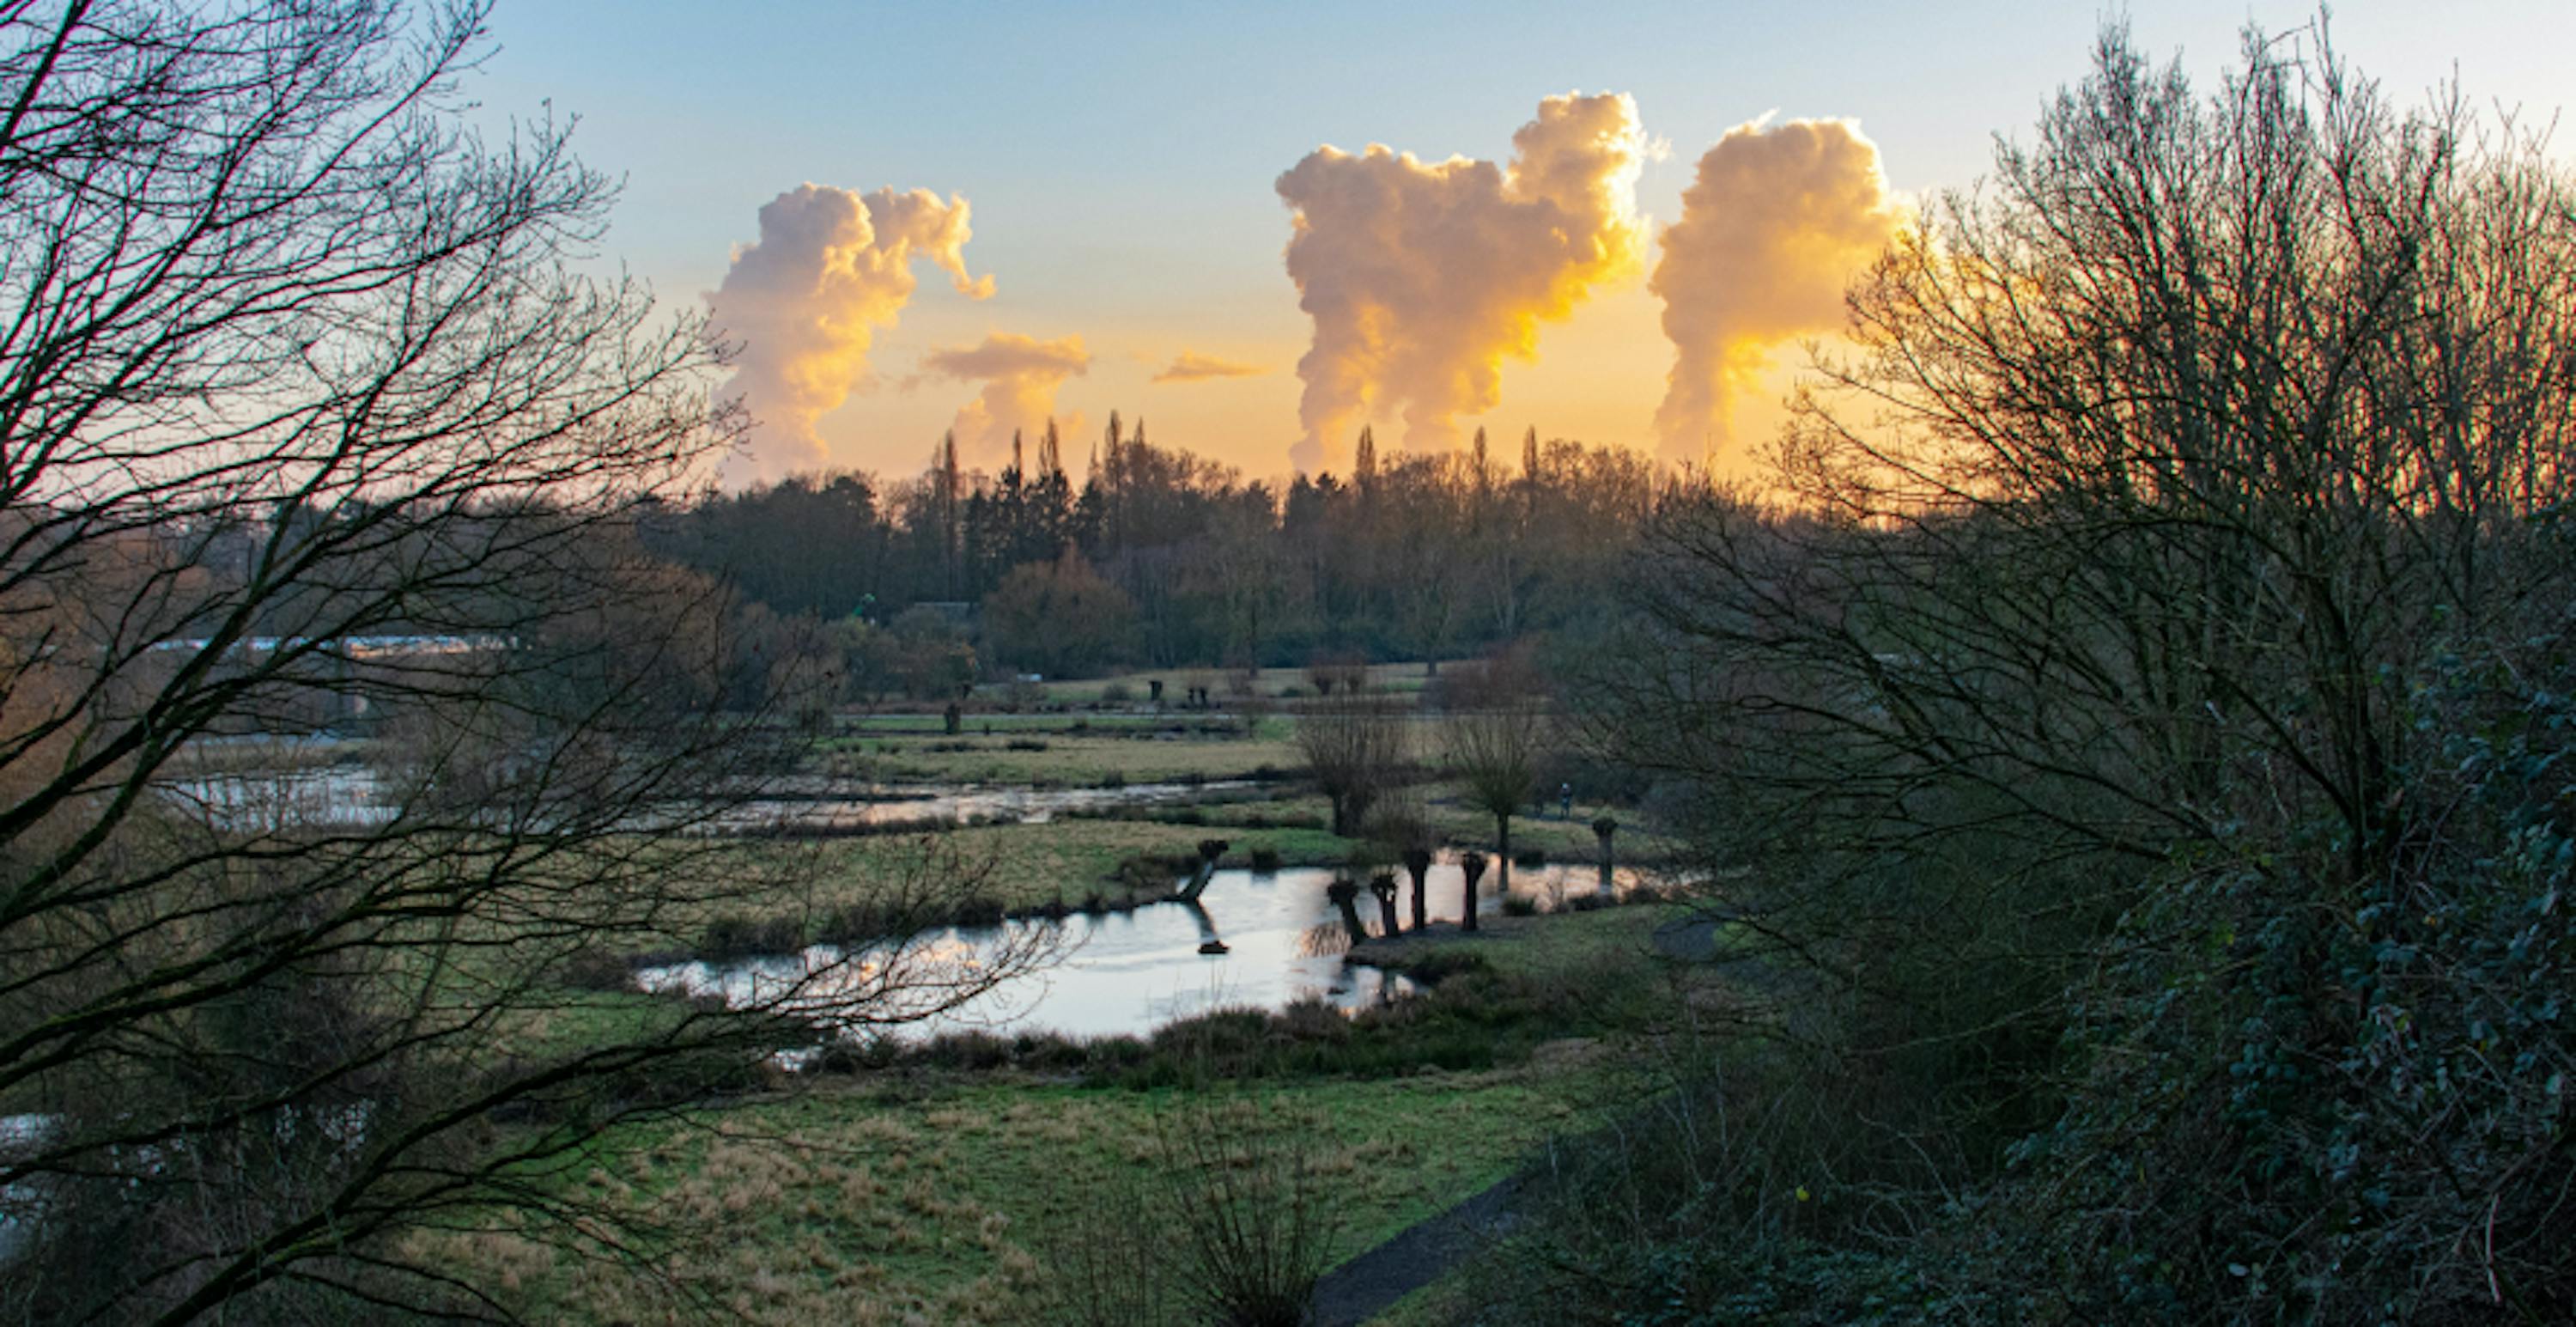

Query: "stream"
left=704, top=778, right=1260, bottom=833
left=160, top=764, right=1258, bottom=835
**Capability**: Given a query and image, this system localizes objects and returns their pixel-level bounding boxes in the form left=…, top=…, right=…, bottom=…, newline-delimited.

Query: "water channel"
left=160, top=765, right=1257, bottom=835
left=157, top=765, right=1657, bottom=1044
left=637, top=859, right=1656, bottom=1044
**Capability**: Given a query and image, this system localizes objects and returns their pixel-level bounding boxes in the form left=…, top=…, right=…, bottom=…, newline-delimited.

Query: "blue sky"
left=474, top=1, right=2576, bottom=479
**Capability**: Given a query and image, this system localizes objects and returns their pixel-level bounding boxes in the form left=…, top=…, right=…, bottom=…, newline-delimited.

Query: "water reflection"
left=639, top=858, right=1659, bottom=1043
left=161, top=766, right=1259, bottom=837
left=708, top=780, right=1261, bottom=833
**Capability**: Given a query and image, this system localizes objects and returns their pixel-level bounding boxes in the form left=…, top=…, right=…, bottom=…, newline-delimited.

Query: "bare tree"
left=1446, top=691, right=1546, bottom=904
left=0, top=4, right=1047, bottom=1321
left=1583, top=19, right=2576, bottom=1318
left=1294, top=695, right=1405, bottom=837
left=1444, top=642, right=1551, bottom=904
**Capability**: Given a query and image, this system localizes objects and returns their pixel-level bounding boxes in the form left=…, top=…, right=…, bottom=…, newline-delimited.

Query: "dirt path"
left=1308, top=1175, right=1522, bottom=1326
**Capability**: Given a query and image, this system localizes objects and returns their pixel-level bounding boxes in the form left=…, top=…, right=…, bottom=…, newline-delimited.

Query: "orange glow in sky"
left=479, top=1, right=2576, bottom=488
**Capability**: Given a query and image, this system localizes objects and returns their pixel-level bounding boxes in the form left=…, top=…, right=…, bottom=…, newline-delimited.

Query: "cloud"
left=1276, top=92, right=1647, bottom=472
left=707, top=184, right=993, bottom=488
left=1650, top=118, right=1898, bottom=466
left=920, top=332, right=1091, bottom=466
left=1151, top=351, right=1268, bottom=384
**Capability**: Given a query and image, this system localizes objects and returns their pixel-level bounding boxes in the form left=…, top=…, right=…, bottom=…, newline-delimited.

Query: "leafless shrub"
left=1295, top=695, right=1407, bottom=836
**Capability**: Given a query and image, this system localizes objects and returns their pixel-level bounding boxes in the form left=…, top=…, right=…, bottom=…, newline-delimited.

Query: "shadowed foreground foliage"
left=1533, top=20, right=2576, bottom=1326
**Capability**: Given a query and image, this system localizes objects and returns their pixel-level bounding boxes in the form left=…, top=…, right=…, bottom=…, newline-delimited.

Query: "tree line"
left=639, top=419, right=1678, bottom=684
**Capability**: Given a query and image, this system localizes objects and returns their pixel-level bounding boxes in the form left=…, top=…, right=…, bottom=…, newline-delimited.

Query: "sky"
left=474, top=1, right=2575, bottom=486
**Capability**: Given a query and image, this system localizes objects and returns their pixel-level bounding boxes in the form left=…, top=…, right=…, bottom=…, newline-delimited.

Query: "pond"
left=636, top=856, right=1657, bottom=1044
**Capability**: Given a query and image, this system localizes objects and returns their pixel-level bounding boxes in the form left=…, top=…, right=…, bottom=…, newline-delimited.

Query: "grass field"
left=1347, top=902, right=1690, bottom=983
left=448, top=862, right=1704, bottom=1325
left=839, top=729, right=1305, bottom=786
left=422, top=1062, right=1618, bottom=1325
left=1195, top=788, right=1678, bottom=863
left=1031, top=660, right=1447, bottom=706
left=787, top=818, right=1350, bottom=910
left=438, top=673, right=1696, bottom=1325
left=650, top=786, right=1672, bottom=956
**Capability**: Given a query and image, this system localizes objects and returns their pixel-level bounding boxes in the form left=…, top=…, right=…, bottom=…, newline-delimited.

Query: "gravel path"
left=1308, top=1176, right=1522, bottom=1326
left=1650, top=915, right=1720, bottom=960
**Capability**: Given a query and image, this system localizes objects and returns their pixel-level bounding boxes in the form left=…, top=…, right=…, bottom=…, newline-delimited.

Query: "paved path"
left=1650, top=914, right=1720, bottom=960
left=1309, top=1176, right=1522, bottom=1327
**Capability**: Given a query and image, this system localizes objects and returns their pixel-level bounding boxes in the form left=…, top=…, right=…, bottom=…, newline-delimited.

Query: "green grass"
left=869, top=818, right=1346, bottom=905
left=1370, top=1280, right=1461, bottom=1327
left=1347, top=901, right=1690, bottom=983
left=835, top=711, right=1181, bottom=732
left=841, top=731, right=1306, bottom=786
left=495, top=989, right=698, bottom=1059
left=417, top=693, right=1693, bottom=1324
left=1034, top=660, right=1451, bottom=706
left=1209, top=787, right=1680, bottom=862
left=699, top=818, right=1352, bottom=921
left=422, top=1067, right=1618, bottom=1326
left=647, top=786, right=1672, bottom=957
left=433, top=884, right=1697, bottom=1326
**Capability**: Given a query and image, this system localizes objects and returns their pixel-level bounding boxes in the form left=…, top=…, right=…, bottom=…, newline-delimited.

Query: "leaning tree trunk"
left=1459, top=852, right=1488, bottom=932
left=1326, top=877, right=1368, bottom=941
left=1593, top=815, right=1618, bottom=897
left=1177, top=837, right=1230, bottom=902
left=1402, top=848, right=1432, bottom=932
left=1368, top=872, right=1402, bottom=940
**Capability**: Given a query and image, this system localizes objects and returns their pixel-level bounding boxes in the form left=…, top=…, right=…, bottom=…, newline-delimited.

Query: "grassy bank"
left=835, top=729, right=1304, bottom=786
left=420, top=1067, right=1606, bottom=1326
left=1033, top=661, right=1445, bottom=707
left=697, top=818, right=1350, bottom=922
left=442, top=894, right=1695, bottom=1324
left=1345, top=902, right=1691, bottom=983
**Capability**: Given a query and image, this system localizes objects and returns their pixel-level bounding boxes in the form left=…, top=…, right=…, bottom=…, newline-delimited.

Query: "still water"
left=637, top=859, right=1650, bottom=1042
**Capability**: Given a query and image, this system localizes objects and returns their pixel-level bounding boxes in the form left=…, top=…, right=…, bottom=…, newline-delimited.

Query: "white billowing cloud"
left=1153, top=351, right=1267, bottom=383
left=1276, top=92, right=1647, bottom=472
left=708, top=184, right=993, bottom=488
left=1651, top=118, right=1898, bottom=466
left=920, top=333, right=1091, bottom=466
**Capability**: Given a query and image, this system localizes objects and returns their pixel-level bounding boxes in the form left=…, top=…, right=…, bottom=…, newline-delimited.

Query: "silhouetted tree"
left=0, top=5, right=1051, bottom=1319
left=1580, top=19, right=2576, bottom=1318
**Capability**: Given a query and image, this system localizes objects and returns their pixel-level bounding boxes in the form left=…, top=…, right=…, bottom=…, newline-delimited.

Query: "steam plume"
left=1650, top=118, right=1897, bottom=465
left=1153, top=351, right=1267, bottom=383
left=921, top=333, right=1091, bottom=465
left=708, top=184, right=993, bottom=487
left=1277, top=93, right=1646, bottom=472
